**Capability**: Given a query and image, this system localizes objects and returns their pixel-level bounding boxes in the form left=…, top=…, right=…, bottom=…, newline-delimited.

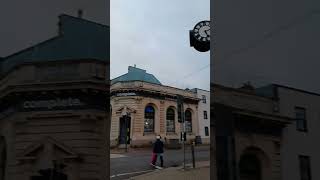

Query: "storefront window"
left=185, top=109, right=192, bottom=133
left=166, top=108, right=175, bottom=133
left=144, top=105, right=155, bottom=132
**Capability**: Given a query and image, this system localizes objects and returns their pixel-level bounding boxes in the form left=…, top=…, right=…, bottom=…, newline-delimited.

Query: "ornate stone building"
left=0, top=14, right=109, bottom=180
left=110, top=66, right=200, bottom=147
left=212, top=83, right=292, bottom=180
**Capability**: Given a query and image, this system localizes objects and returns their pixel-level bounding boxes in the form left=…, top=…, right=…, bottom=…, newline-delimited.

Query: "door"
left=119, top=116, right=131, bottom=144
left=239, top=153, right=261, bottom=180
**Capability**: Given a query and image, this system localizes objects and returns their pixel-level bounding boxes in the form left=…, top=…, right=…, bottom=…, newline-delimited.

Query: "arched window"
left=185, top=110, right=192, bottom=133
left=144, top=105, right=155, bottom=132
left=166, top=108, right=175, bottom=133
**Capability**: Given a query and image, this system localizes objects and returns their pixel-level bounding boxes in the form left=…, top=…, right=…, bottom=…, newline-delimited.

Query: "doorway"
left=239, top=153, right=261, bottom=180
left=119, top=115, right=131, bottom=145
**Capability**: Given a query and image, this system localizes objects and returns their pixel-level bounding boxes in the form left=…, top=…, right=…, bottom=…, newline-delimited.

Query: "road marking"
left=110, top=154, right=127, bottom=158
left=110, top=170, right=154, bottom=178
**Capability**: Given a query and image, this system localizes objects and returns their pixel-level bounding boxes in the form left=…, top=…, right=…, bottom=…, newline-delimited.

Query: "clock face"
left=193, top=21, right=210, bottom=42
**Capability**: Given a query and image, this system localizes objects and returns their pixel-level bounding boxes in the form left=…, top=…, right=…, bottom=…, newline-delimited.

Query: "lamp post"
left=188, top=20, right=210, bottom=171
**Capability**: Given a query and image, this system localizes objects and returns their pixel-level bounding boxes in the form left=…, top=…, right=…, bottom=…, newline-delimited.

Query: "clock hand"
left=205, top=29, right=210, bottom=36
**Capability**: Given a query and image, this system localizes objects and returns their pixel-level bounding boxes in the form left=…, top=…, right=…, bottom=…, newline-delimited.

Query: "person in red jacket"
left=150, top=135, right=164, bottom=167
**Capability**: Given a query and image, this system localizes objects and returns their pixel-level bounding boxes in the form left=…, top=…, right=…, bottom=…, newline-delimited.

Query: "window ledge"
left=143, top=132, right=156, bottom=136
left=166, top=132, right=177, bottom=135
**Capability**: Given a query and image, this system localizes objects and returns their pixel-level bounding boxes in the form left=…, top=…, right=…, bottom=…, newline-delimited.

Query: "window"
left=203, top=111, right=208, bottom=119
left=202, top=95, right=206, bottom=103
left=299, top=155, right=311, bottom=180
left=205, top=127, right=209, bottom=136
left=185, top=110, right=192, bottom=133
left=166, top=108, right=175, bottom=133
left=144, top=105, right=155, bottom=132
left=295, top=107, right=307, bottom=131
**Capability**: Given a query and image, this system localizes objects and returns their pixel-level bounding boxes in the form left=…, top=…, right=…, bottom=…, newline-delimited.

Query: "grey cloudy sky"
left=213, top=0, right=320, bottom=93
left=0, top=0, right=108, bottom=57
left=110, top=0, right=210, bottom=90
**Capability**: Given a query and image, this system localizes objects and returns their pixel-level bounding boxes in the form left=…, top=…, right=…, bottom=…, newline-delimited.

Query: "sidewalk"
left=130, top=161, right=210, bottom=180
left=111, top=144, right=210, bottom=154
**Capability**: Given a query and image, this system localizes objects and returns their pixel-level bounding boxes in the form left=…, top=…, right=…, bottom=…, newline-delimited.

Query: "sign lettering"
left=23, top=98, right=85, bottom=109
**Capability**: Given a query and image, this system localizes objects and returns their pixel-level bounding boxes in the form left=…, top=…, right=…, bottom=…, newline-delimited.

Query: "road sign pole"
left=182, top=101, right=186, bottom=170
left=177, top=95, right=186, bottom=170
left=192, top=141, right=195, bottom=168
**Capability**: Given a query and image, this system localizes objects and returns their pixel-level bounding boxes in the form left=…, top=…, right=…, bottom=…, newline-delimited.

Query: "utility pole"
left=191, top=141, right=195, bottom=168
left=183, top=113, right=186, bottom=170
left=177, top=95, right=186, bottom=170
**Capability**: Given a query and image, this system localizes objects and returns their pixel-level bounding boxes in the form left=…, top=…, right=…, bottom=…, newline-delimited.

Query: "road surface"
left=110, top=145, right=210, bottom=180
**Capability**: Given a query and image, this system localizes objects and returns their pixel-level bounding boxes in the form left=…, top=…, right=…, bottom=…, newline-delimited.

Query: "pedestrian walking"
left=150, top=135, right=164, bottom=168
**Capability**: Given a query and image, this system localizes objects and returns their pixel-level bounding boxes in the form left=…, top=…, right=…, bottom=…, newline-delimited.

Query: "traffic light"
left=177, top=103, right=182, bottom=123
left=177, top=95, right=184, bottom=123
left=180, top=132, right=187, bottom=141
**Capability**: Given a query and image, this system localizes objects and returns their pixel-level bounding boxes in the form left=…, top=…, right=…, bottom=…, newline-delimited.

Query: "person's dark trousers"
left=160, top=155, right=163, bottom=167
left=152, top=153, right=163, bottom=167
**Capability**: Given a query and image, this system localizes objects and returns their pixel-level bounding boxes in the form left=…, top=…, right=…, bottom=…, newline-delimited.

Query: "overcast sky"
left=110, top=0, right=210, bottom=90
left=212, top=0, right=320, bottom=93
left=0, top=0, right=108, bottom=57
left=3, top=1, right=317, bottom=94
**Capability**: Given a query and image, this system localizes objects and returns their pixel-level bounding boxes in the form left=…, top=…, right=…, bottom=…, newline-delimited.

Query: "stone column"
left=159, top=100, right=165, bottom=135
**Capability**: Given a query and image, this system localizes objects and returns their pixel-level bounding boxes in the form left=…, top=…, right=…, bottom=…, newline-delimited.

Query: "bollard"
left=192, top=141, right=195, bottom=168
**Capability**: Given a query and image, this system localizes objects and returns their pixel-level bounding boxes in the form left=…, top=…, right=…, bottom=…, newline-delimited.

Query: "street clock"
left=190, top=20, right=210, bottom=52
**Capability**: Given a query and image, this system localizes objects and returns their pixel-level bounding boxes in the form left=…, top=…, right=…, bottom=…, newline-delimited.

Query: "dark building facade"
left=211, top=84, right=292, bottom=180
left=0, top=14, right=109, bottom=180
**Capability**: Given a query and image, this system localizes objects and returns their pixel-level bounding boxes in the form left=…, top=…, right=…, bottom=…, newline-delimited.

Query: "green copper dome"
left=112, top=66, right=162, bottom=85
left=1, top=14, right=109, bottom=76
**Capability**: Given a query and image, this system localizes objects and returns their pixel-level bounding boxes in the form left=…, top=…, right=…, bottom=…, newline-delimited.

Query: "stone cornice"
left=111, top=82, right=200, bottom=104
left=0, top=81, right=109, bottom=100
left=111, top=89, right=199, bottom=104
left=111, top=81, right=197, bottom=98
left=0, top=59, right=108, bottom=81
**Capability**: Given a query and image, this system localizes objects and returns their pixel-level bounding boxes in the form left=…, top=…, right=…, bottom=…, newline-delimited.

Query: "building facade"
left=0, top=14, right=109, bottom=180
left=212, top=84, right=292, bottom=180
left=191, top=88, right=210, bottom=144
left=110, top=66, right=200, bottom=147
left=257, top=84, right=320, bottom=180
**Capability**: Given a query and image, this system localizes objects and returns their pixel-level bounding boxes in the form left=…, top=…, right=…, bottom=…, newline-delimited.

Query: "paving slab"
left=130, top=161, right=210, bottom=180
